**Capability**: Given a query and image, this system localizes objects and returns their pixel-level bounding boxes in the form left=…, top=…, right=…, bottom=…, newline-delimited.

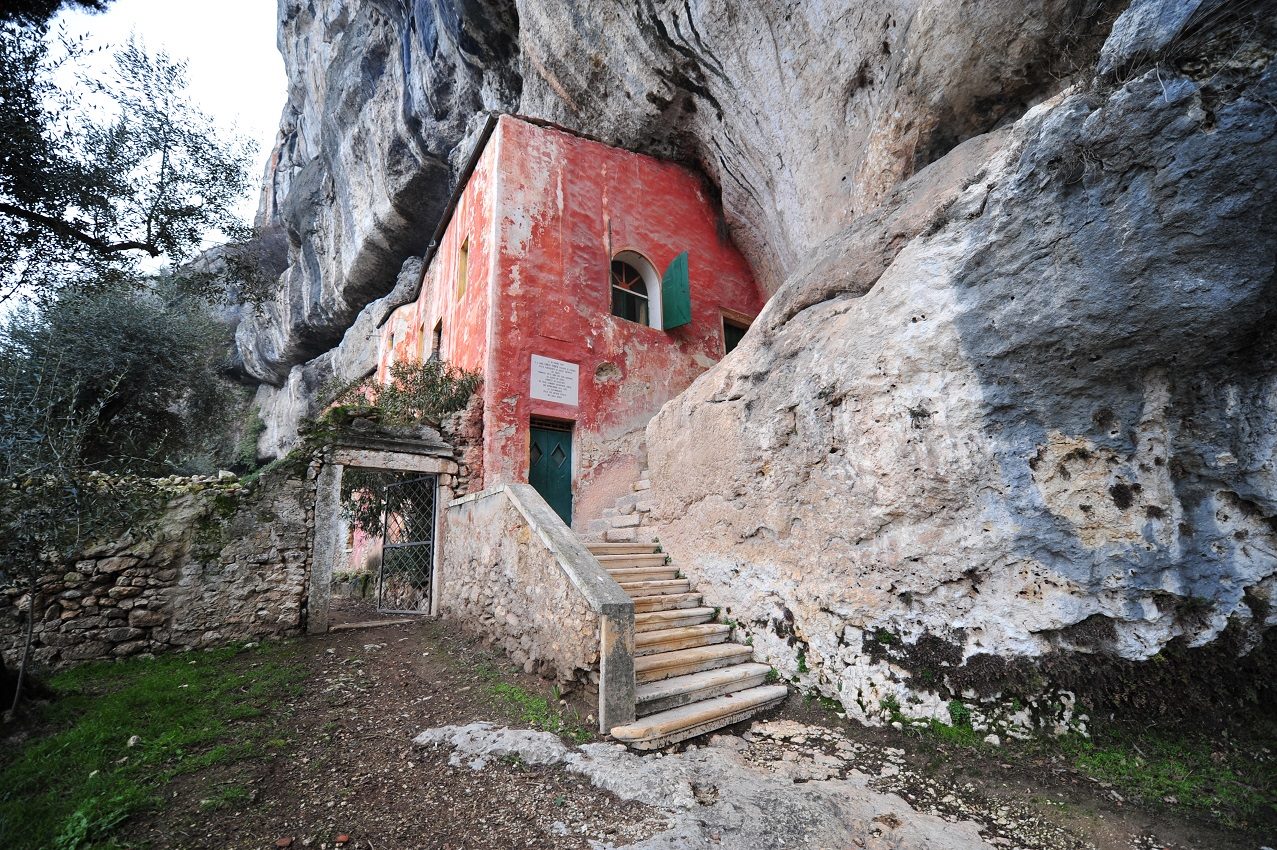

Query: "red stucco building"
left=377, top=115, right=765, bottom=528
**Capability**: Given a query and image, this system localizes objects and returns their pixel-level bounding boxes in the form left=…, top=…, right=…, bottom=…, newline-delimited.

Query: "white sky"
left=53, top=0, right=287, bottom=222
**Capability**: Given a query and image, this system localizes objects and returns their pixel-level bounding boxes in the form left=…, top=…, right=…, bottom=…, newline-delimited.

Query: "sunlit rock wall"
left=647, top=8, right=1277, bottom=722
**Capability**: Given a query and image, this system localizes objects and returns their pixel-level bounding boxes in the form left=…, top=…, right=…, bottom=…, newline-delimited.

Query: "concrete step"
left=632, top=592, right=703, bottom=613
left=635, top=607, right=716, bottom=633
left=636, top=662, right=772, bottom=716
left=596, top=553, right=668, bottom=569
left=603, top=528, right=636, bottom=543
left=619, top=579, right=691, bottom=597
left=607, top=566, right=679, bottom=583
left=610, top=685, right=789, bottom=749
left=587, top=543, right=662, bottom=556
left=634, top=624, right=731, bottom=657
left=634, top=643, right=754, bottom=684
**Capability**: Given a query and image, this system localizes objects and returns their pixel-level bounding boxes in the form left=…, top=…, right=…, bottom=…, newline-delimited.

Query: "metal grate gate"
left=378, top=474, right=437, bottom=614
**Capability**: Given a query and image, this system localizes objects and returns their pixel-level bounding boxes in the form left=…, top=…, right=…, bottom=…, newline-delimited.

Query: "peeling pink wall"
left=379, top=115, right=765, bottom=529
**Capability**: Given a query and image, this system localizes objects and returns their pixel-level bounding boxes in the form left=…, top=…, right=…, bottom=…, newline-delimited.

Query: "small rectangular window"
left=456, top=238, right=469, bottom=299
left=430, top=320, right=443, bottom=361
left=722, top=315, right=750, bottom=354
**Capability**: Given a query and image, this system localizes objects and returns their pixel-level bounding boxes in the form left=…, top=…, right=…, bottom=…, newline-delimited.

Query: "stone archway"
left=307, top=435, right=459, bottom=633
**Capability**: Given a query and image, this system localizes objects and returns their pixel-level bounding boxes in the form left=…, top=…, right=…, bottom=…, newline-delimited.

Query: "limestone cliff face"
left=648, top=43, right=1277, bottom=722
left=245, top=0, right=1277, bottom=717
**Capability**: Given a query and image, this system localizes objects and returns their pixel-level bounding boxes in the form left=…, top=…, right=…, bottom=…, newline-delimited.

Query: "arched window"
left=609, top=250, right=662, bottom=329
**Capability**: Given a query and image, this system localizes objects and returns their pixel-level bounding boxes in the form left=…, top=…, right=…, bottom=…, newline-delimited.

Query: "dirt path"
left=118, top=611, right=1268, bottom=850
left=121, top=611, right=664, bottom=849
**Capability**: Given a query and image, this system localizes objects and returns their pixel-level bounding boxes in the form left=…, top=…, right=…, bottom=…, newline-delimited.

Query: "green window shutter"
left=661, top=251, right=692, bottom=330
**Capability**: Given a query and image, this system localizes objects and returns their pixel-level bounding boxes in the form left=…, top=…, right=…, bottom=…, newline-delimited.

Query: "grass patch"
left=804, top=692, right=843, bottom=714
left=922, top=718, right=987, bottom=747
left=0, top=642, right=306, bottom=850
left=1057, top=727, right=1277, bottom=830
left=198, top=782, right=251, bottom=812
left=472, top=664, right=592, bottom=744
left=486, top=682, right=593, bottom=745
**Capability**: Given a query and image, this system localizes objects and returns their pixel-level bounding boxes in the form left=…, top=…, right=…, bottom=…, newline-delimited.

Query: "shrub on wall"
left=324, top=360, right=482, bottom=430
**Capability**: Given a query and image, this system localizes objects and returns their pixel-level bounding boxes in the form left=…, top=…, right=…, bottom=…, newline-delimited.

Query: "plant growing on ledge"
left=322, top=360, right=482, bottom=432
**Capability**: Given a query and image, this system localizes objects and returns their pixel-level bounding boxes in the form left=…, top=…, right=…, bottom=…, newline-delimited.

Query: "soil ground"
left=8, top=602, right=1272, bottom=849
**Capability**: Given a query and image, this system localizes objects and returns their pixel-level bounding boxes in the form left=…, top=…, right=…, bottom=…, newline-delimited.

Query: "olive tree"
left=0, top=16, right=256, bottom=302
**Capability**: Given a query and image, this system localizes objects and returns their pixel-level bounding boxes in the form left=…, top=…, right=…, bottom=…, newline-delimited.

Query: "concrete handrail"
left=447, top=483, right=636, bottom=732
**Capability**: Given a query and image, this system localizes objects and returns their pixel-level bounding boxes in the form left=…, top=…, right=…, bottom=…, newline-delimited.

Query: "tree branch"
left=0, top=202, right=160, bottom=257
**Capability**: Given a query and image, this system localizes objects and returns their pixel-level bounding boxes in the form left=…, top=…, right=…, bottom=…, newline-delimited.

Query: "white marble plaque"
left=529, top=355, right=579, bottom=406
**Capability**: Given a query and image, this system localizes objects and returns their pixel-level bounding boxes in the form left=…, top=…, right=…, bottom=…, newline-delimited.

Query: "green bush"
left=324, top=359, right=482, bottom=430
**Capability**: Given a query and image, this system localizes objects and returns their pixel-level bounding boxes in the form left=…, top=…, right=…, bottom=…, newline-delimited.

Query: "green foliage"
left=319, top=360, right=481, bottom=539
left=805, top=692, right=842, bottom=714
left=765, top=667, right=781, bottom=685
left=0, top=19, right=255, bottom=302
left=1058, top=728, right=1277, bottom=830
left=472, top=664, right=592, bottom=744
left=486, top=682, right=593, bottom=744
left=922, top=717, right=986, bottom=746
left=0, top=281, right=245, bottom=475
left=324, top=359, right=483, bottom=432
left=234, top=407, right=267, bottom=471
left=0, top=642, right=306, bottom=850
left=2, top=1, right=109, bottom=27
left=947, top=699, right=972, bottom=728
left=796, top=649, right=809, bottom=674
left=0, top=471, right=167, bottom=584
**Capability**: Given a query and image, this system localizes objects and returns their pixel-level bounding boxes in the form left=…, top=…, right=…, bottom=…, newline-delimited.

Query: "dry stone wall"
left=0, top=465, right=317, bottom=669
left=441, top=488, right=600, bottom=688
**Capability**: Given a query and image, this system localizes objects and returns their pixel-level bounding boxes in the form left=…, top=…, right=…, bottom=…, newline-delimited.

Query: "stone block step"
left=632, top=592, right=703, bottom=613
left=607, top=566, right=679, bottom=583
left=634, top=624, right=731, bottom=657
left=634, top=643, right=754, bottom=684
left=603, top=528, right=636, bottom=543
left=596, top=553, right=669, bottom=569
left=619, top=579, right=691, bottom=597
left=635, top=607, right=716, bottom=633
left=610, top=685, right=789, bottom=749
left=636, top=662, right=772, bottom=716
left=587, top=542, right=661, bottom=556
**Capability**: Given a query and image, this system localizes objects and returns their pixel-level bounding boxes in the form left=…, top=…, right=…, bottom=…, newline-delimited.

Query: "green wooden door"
left=529, top=425, right=573, bottom=525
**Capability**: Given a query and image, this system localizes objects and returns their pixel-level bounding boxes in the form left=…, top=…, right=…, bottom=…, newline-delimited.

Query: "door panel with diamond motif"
left=529, top=425, right=573, bottom=524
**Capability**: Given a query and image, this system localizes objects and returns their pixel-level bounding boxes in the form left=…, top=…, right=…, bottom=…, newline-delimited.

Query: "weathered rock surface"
left=253, top=256, right=423, bottom=458
left=647, top=10, right=1277, bottom=721
left=240, top=0, right=520, bottom=387
left=415, top=722, right=995, bottom=849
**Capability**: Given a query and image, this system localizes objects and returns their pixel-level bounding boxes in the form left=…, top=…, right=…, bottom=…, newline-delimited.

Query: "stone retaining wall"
left=441, top=487, right=602, bottom=687
left=0, top=463, right=317, bottom=669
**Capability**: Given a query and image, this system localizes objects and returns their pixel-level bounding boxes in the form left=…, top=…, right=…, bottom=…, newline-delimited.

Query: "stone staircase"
left=586, top=449, right=659, bottom=544
left=586, top=541, right=788, bottom=749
